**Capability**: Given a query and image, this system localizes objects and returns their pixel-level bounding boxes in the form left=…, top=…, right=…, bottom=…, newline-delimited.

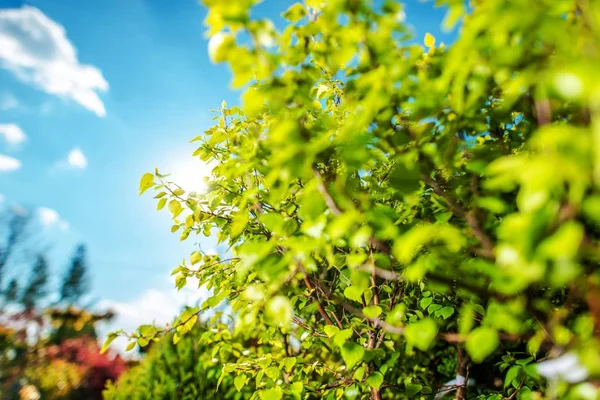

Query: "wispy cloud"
left=98, top=284, right=209, bottom=354
left=0, top=92, right=18, bottom=110
left=0, top=6, right=109, bottom=117
left=0, top=123, right=27, bottom=146
left=38, top=206, right=69, bottom=230
left=0, top=154, right=21, bottom=172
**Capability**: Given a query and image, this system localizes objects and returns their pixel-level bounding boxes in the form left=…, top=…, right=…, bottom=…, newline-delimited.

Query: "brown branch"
left=455, top=347, right=469, bottom=400
left=358, top=263, right=517, bottom=302
left=299, top=264, right=343, bottom=329
left=534, top=98, right=552, bottom=126
left=313, top=166, right=341, bottom=215
left=505, top=376, right=527, bottom=400
left=292, top=315, right=328, bottom=338
left=421, top=174, right=495, bottom=259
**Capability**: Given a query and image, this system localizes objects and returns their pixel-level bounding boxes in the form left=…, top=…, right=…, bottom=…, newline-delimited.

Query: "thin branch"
left=299, top=264, right=342, bottom=328
left=421, top=174, right=495, bottom=259
left=313, top=166, right=341, bottom=215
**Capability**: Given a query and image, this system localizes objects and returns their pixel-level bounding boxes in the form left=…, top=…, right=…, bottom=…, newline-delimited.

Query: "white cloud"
left=0, top=92, right=18, bottom=110
left=66, top=148, right=87, bottom=168
left=38, top=206, right=69, bottom=230
left=0, top=154, right=21, bottom=172
left=38, top=207, right=59, bottom=226
left=0, top=6, right=108, bottom=117
left=0, top=123, right=27, bottom=145
left=98, top=284, right=209, bottom=354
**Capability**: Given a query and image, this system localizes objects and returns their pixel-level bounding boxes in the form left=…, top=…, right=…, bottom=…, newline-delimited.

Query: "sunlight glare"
left=169, top=158, right=214, bottom=195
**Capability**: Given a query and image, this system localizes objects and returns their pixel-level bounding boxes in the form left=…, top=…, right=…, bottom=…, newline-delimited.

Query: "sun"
left=167, top=157, right=215, bottom=195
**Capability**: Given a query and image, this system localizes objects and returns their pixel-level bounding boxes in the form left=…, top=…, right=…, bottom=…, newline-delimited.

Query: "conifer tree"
left=21, top=255, right=49, bottom=311
left=60, top=244, right=89, bottom=305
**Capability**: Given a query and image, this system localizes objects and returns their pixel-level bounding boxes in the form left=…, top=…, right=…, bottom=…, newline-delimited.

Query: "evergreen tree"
left=0, top=211, right=29, bottom=289
left=21, top=255, right=49, bottom=311
left=3, top=278, right=18, bottom=304
left=60, top=244, right=89, bottom=305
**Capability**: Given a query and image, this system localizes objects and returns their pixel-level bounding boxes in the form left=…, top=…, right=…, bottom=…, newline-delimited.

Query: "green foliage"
left=129, top=0, right=600, bottom=399
left=103, top=324, right=251, bottom=400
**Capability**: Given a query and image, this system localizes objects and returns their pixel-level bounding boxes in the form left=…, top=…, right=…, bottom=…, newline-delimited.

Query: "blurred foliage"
left=103, top=324, right=253, bottom=399
left=1, top=308, right=125, bottom=400
left=127, top=0, right=600, bottom=399
left=0, top=210, right=123, bottom=399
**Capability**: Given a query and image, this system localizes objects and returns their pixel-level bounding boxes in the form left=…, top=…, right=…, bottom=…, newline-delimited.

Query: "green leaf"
left=139, top=172, right=155, bottom=195
left=438, top=306, right=455, bottom=319
left=259, top=387, right=283, bottom=400
left=101, top=333, right=118, bottom=354
left=281, top=3, right=306, bottom=23
left=333, top=329, right=353, bottom=347
left=366, top=372, right=384, bottom=390
left=168, top=200, right=183, bottom=218
left=265, top=296, right=293, bottom=330
left=125, top=341, right=136, bottom=351
left=265, top=366, right=280, bottom=381
left=283, top=357, right=296, bottom=372
left=404, top=319, right=438, bottom=351
left=344, top=286, right=363, bottom=302
left=259, top=212, right=285, bottom=234
left=324, top=325, right=340, bottom=338
left=424, top=32, right=436, bottom=48
left=353, top=366, right=365, bottom=381
left=363, top=305, right=382, bottom=319
left=406, top=383, right=423, bottom=397
left=389, top=162, right=421, bottom=195
left=138, top=324, right=156, bottom=337
left=427, top=304, right=442, bottom=314
left=504, top=366, right=521, bottom=389
left=419, top=297, right=433, bottom=309
left=341, top=342, right=365, bottom=369
left=234, top=374, right=247, bottom=392
left=466, top=327, right=499, bottom=363
left=190, top=251, right=202, bottom=265
left=157, top=197, right=167, bottom=210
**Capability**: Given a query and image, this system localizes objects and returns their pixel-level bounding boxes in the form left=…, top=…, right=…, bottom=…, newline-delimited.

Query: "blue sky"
left=0, top=0, right=453, bottom=342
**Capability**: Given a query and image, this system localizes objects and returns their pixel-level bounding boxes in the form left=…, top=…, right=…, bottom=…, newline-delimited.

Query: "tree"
left=60, top=244, right=89, bottom=305
left=0, top=209, right=30, bottom=293
left=21, top=255, right=49, bottom=311
left=3, top=279, right=19, bottom=305
left=122, top=1, right=600, bottom=399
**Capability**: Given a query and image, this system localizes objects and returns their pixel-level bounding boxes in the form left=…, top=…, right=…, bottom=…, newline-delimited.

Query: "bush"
left=103, top=325, right=252, bottom=400
left=125, top=1, right=600, bottom=399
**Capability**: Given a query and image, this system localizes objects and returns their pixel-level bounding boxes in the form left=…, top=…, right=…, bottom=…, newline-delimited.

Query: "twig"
left=421, top=174, right=495, bottom=260
left=313, top=166, right=342, bottom=215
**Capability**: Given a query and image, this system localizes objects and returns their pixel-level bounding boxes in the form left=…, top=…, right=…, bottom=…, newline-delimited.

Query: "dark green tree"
left=60, top=244, right=89, bottom=305
left=3, top=279, right=19, bottom=305
left=0, top=210, right=30, bottom=291
left=21, top=255, right=49, bottom=311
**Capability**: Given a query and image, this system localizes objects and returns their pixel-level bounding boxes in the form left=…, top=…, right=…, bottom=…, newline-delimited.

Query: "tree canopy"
left=117, top=0, right=600, bottom=399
